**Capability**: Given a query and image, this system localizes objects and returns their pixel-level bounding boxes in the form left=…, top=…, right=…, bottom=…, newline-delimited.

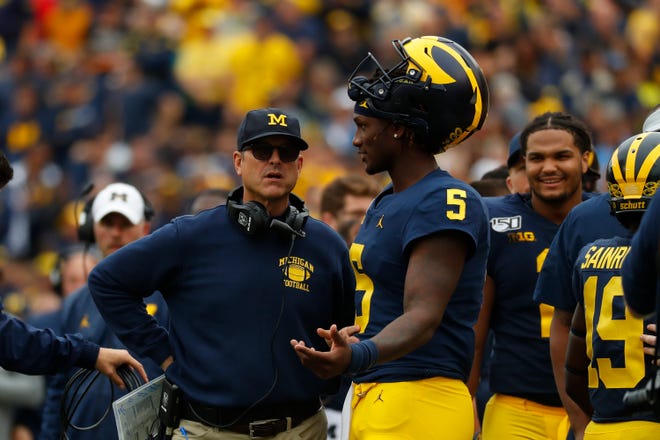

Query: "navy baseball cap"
left=236, top=108, right=309, bottom=151
left=506, top=132, right=523, bottom=168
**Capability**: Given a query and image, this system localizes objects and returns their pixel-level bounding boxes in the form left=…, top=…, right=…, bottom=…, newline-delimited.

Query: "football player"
left=469, top=112, right=593, bottom=440
left=566, top=131, right=660, bottom=438
left=40, top=183, right=168, bottom=440
left=534, top=107, right=660, bottom=438
left=291, top=36, right=490, bottom=439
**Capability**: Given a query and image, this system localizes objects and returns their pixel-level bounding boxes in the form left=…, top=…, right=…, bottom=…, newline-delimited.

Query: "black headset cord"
left=185, top=232, right=300, bottom=429
left=59, top=364, right=144, bottom=439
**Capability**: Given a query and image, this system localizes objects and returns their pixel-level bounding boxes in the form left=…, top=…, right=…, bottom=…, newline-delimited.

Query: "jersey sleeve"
left=403, top=184, right=485, bottom=256
left=0, top=307, right=99, bottom=375
left=622, top=194, right=660, bottom=316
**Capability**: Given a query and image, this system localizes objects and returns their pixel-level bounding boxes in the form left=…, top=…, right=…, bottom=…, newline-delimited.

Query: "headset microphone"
left=270, top=218, right=306, bottom=238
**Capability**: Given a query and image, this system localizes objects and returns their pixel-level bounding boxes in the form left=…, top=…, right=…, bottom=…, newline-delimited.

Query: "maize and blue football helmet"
left=607, top=131, right=660, bottom=226
left=347, top=36, right=489, bottom=154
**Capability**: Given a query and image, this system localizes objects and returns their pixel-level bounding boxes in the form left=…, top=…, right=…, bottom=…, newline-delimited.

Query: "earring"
left=393, top=134, right=398, bottom=138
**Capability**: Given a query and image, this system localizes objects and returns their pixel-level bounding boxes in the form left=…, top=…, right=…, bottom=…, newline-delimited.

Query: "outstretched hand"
left=318, top=324, right=361, bottom=347
left=290, top=324, right=355, bottom=379
left=95, top=347, right=148, bottom=388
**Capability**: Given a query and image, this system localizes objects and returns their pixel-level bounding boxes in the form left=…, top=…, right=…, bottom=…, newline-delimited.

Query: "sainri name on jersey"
left=580, top=245, right=630, bottom=271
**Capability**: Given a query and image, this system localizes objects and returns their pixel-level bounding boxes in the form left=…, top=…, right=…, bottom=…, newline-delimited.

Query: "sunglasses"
left=247, top=144, right=300, bottom=163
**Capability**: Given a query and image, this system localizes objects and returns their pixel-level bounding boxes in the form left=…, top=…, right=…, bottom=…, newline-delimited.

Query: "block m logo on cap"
left=237, top=107, right=308, bottom=150
left=268, top=113, right=288, bottom=127
left=110, top=192, right=128, bottom=202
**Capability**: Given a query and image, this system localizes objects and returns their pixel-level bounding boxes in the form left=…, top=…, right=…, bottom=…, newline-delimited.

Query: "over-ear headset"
left=226, top=186, right=308, bottom=237
left=77, top=184, right=155, bottom=244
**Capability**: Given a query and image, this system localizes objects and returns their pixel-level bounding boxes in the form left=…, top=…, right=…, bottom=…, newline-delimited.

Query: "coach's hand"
left=95, top=347, right=148, bottom=388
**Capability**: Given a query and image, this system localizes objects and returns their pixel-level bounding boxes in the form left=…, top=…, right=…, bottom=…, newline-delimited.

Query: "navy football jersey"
left=350, top=168, right=489, bottom=383
left=623, top=192, right=660, bottom=316
left=486, top=193, right=561, bottom=397
left=534, top=193, right=627, bottom=311
left=572, top=236, right=656, bottom=423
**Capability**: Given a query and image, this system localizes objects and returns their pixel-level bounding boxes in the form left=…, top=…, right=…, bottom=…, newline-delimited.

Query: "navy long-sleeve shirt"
left=40, top=286, right=168, bottom=440
left=90, top=205, right=355, bottom=407
left=0, top=305, right=98, bottom=375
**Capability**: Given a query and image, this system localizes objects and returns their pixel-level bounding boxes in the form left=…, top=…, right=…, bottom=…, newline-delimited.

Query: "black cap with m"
left=236, top=108, right=309, bottom=151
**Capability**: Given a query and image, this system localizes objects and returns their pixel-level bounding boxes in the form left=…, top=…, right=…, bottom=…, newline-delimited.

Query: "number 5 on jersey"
left=350, top=243, right=374, bottom=333
left=446, top=189, right=466, bottom=220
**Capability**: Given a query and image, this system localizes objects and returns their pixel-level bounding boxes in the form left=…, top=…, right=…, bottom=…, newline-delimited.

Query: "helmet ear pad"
left=384, top=83, right=430, bottom=131
left=358, top=83, right=430, bottom=134
left=386, top=79, right=484, bottom=153
left=364, top=74, right=485, bottom=154
left=364, top=83, right=434, bottom=148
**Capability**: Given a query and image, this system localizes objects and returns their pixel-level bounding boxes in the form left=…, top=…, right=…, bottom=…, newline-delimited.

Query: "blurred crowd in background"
left=0, top=0, right=658, bottom=324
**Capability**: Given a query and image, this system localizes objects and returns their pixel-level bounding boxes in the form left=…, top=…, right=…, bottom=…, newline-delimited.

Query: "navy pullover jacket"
left=90, top=205, right=356, bottom=408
